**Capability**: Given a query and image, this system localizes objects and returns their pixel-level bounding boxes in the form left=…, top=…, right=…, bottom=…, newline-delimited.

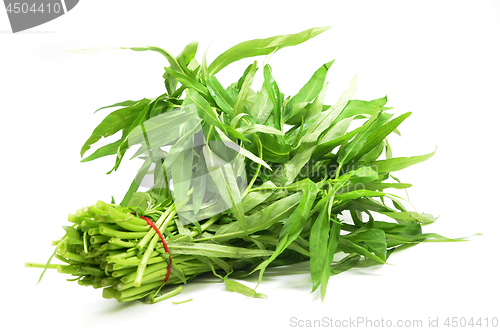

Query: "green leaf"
left=233, top=61, right=258, bottom=118
left=112, top=95, right=166, bottom=172
left=236, top=124, right=284, bottom=136
left=380, top=211, right=435, bottom=225
left=242, top=180, right=278, bottom=212
left=263, top=64, right=283, bottom=132
left=273, top=75, right=357, bottom=185
left=333, top=96, right=389, bottom=124
left=320, top=219, right=341, bottom=301
left=249, top=89, right=274, bottom=124
left=127, top=44, right=192, bottom=95
left=345, top=228, right=387, bottom=261
left=335, top=190, right=386, bottom=202
left=80, top=132, right=127, bottom=163
left=338, top=238, right=386, bottom=264
left=93, top=99, right=147, bottom=114
left=80, top=99, right=151, bottom=158
left=309, top=204, right=329, bottom=292
left=286, top=81, right=329, bottom=125
left=206, top=75, right=234, bottom=114
left=171, top=134, right=194, bottom=203
left=312, top=118, right=360, bottom=160
left=235, top=64, right=255, bottom=91
left=312, top=96, right=390, bottom=159
left=352, top=166, right=379, bottom=182
left=331, top=253, right=360, bottom=275
left=215, top=127, right=272, bottom=170
left=121, top=155, right=154, bottom=206
left=357, top=140, right=385, bottom=164
left=364, top=182, right=412, bottom=190
left=229, top=113, right=250, bottom=130
left=370, top=150, right=435, bottom=173
left=168, top=242, right=274, bottom=258
left=353, top=112, right=411, bottom=164
left=206, top=192, right=303, bottom=242
left=208, top=26, right=331, bottom=76
left=299, top=75, right=356, bottom=149
left=251, top=180, right=318, bottom=284
left=177, top=38, right=198, bottom=72
left=185, top=90, right=249, bottom=142
left=336, top=105, right=380, bottom=168
left=164, top=67, right=209, bottom=98
left=203, top=146, right=247, bottom=231
left=148, top=158, right=171, bottom=202
left=192, top=154, right=207, bottom=215
left=125, top=192, right=151, bottom=209
left=123, top=46, right=184, bottom=73
left=286, top=60, right=334, bottom=125
left=244, top=132, right=291, bottom=164
left=291, top=60, right=334, bottom=105
left=224, top=276, right=267, bottom=299
left=127, top=106, right=198, bottom=156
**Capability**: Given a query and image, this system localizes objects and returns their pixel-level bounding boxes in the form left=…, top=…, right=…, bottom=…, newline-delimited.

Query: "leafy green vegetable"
left=27, top=27, right=469, bottom=305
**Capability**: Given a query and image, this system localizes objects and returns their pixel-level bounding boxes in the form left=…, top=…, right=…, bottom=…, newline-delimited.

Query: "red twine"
left=140, top=215, right=171, bottom=283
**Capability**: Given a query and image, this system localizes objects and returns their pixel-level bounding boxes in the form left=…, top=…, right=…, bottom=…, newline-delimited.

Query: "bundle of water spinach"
left=27, top=27, right=461, bottom=303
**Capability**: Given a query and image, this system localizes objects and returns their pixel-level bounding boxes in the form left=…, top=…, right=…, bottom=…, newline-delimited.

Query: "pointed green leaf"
left=164, top=67, right=209, bottom=98
left=80, top=99, right=151, bottom=158
left=263, top=64, right=282, bottom=131
left=233, top=61, right=258, bottom=118
left=208, top=26, right=331, bottom=76
left=309, top=204, right=329, bottom=292
left=215, top=127, right=272, bottom=170
left=171, top=135, right=193, bottom=203
left=206, top=75, right=234, bottom=114
left=353, top=112, right=411, bottom=164
left=236, top=124, right=284, bottom=136
left=203, top=146, right=247, bottom=231
left=185, top=90, right=250, bottom=142
left=291, top=60, right=334, bottom=105
left=274, top=76, right=357, bottom=185
left=320, top=219, right=341, bottom=301
left=224, top=276, right=267, bottom=299
left=370, top=150, right=435, bottom=173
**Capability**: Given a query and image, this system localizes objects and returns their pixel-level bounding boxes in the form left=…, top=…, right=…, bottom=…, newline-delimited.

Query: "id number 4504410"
left=444, top=317, right=498, bottom=328
left=6, top=2, right=62, bottom=14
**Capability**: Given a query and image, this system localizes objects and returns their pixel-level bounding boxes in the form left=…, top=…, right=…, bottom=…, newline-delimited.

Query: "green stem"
left=112, top=256, right=165, bottom=269
left=83, top=230, right=89, bottom=253
left=242, top=133, right=263, bottom=199
left=114, top=281, right=164, bottom=301
left=107, top=248, right=138, bottom=262
left=120, top=262, right=168, bottom=283
left=150, top=285, right=184, bottom=304
left=172, top=298, right=193, bottom=305
left=25, top=262, right=59, bottom=269
left=108, top=238, right=136, bottom=248
left=114, top=221, right=151, bottom=232
left=99, top=224, right=148, bottom=240
left=102, top=287, right=117, bottom=299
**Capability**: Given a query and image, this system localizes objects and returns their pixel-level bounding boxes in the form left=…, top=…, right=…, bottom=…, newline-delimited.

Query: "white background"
left=1, top=1, right=499, bottom=330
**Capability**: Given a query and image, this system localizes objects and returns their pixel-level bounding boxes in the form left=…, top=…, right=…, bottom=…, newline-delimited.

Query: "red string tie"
left=140, top=215, right=171, bottom=283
